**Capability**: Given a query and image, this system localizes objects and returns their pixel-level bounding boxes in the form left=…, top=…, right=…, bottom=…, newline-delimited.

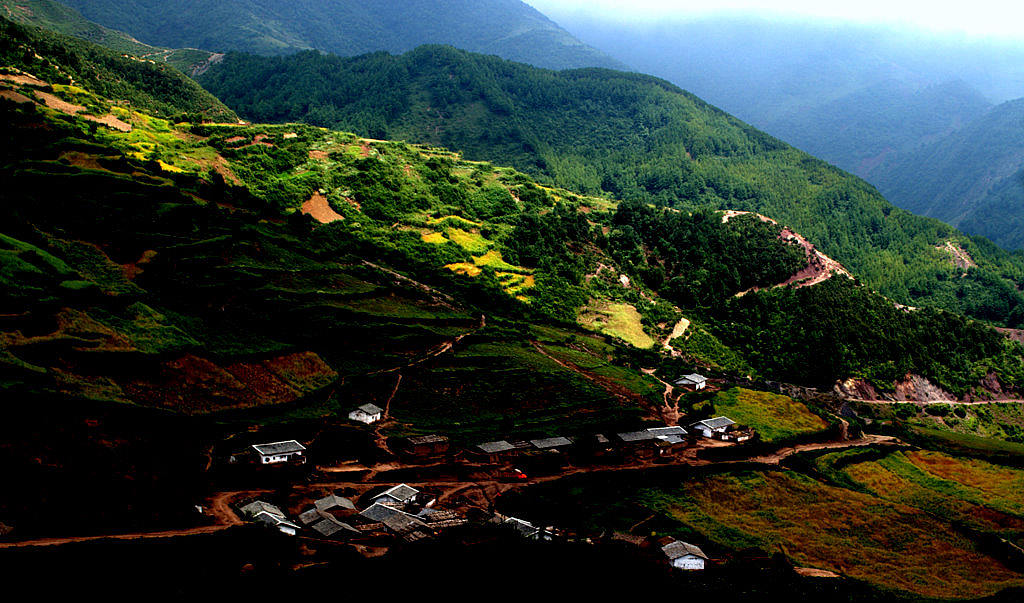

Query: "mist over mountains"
left=540, top=12, right=1024, bottom=248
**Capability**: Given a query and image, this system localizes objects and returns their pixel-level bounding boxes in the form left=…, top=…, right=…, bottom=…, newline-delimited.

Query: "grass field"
left=708, top=387, right=829, bottom=443
left=817, top=449, right=1024, bottom=536
left=578, top=301, right=656, bottom=349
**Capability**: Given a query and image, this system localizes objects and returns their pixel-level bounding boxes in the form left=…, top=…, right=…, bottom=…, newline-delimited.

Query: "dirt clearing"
left=301, top=193, right=344, bottom=224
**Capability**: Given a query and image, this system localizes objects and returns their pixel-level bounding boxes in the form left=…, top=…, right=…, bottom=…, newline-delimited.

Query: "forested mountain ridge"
left=197, top=46, right=1024, bottom=328
left=55, top=0, right=623, bottom=70
left=0, top=0, right=216, bottom=75
left=0, top=17, right=234, bottom=121
left=3, top=17, right=1022, bottom=407
left=763, top=79, right=993, bottom=179
left=872, top=97, right=1024, bottom=249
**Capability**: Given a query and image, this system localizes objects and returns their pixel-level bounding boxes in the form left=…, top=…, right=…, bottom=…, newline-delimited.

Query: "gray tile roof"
left=311, top=516, right=358, bottom=537
left=407, top=434, right=448, bottom=445
left=674, top=373, right=707, bottom=386
left=503, top=516, right=540, bottom=538
left=694, top=416, right=736, bottom=430
left=314, top=494, right=355, bottom=512
left=477, top=440, right=516, bottom=454
left=251, top=440, right=305, bottom=456
left=648, top=426, right=688, bottom=437
left=618, top=430, right=657, bottom=442
left=380, top=513, right=428, bottom=535
left=662, top=540, right=707, bottom=560
left=299, top=508, right=324, bottom=525
left=254, top=511, right=300, bottom=531
left=530, top=436, right=573, bottom=449
left=356, top=403, right=383, bottom=415
left=360, top=503, right=405, bottom=523
left=373, top=483, right=419, bottom=504
left=240, top=500, right=284, bottom=518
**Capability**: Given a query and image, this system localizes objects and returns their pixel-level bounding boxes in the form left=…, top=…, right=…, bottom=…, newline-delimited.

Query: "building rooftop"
left=477, top=440, right=516, bottom=454
left=503, top=516, right=540, bottom=538
left=240, top=500, right=284, bottom=518
left=374, top=483, right=420, bottom=504
left=314, top=494, right=355, bottom=512
left=310, top=515, right=358, bottom=537
left=407, top=434, right=449, bottom=445
left=674, top=373, right=708, bottom=385
left=618, top=430, right=657, bottom=442
left=356, top=403, right=384, bottom=415
left=662, top=540, right=708, bottom=560
left=251, top=440, right=306, bottom=456
left=530, top=436, right=573, bottom=449
left=694, top=416, right=736, bottom=430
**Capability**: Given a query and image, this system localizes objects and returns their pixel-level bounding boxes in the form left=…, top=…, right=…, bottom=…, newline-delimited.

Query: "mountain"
left=55, top=0, right=623, bottom=70
left=762, top=79, right=992, bottom=179
left=196, top=45, right=1024, bottom=327
left=871, top=98, right=1024, bottom=248
left=0, top=16, right=233, bottom=120
left=9, top=18, right=1024, bottom=598
left=0, top=0, right=216, bottom=75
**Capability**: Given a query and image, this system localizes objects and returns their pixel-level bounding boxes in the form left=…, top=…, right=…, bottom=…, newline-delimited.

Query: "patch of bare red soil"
left=0, top=89, right=32, bottom=104
left=308, top=150, right=329, bottom=160
left=117, top=351, right=337, bottom=413
left=301, top=192, right=344, bottom=224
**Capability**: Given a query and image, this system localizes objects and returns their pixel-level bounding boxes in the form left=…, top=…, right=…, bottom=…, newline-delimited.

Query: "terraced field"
left=707, top=387, right=830, bottom=443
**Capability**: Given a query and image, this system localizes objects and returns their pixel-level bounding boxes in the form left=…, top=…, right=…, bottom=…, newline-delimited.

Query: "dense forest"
left=197, top=46, right=1024, bottom=327
left=872, top=97, right=1024, bottom=249
left=57, top=0, right=621, bottom=70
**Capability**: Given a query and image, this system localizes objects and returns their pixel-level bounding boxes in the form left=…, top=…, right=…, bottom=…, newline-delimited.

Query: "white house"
left=647, top=425, right=688, bottom=444
left=674, top=373, right=708, bottom=390
left=239, top=500, right=301, bottom=536
left=251, top=440, right=306, bottom=464
left=689, top=416, right=736, bottom=438
left=348, top=403, right=384, bottom=424
left=372, top=483, right=421, bottom=506
left=662, top=540, right=708, bottom=570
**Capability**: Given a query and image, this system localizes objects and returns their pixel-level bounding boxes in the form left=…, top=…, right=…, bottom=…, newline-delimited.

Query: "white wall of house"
left=261, top=452, right=303, bottom=464
left=672, top=555, right=706, bottom=570
left=693, top=381, right=706, bottom=390
left=348, top=410, right=381, bottom=424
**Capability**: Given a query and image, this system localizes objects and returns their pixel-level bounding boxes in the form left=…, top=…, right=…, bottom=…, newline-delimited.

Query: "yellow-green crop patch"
left=446, top=228, right=491, bottom=253
left=421, top=231, right=447, bottom=244
left=648, top=470, right=1024, bottom=599
left=820, top=449, right=1024, bottom=536
left=578, top=300, right=655, bottom=349
left=709, top=387, right=829, bottom=442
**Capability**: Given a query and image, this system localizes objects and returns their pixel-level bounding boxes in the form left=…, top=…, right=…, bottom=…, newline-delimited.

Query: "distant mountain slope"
left=56, top=0, right=623, bottom=70
left=959, top=170, right=1024, bottom=250
left=197, top=46, right=1024, bottom=327
left=872, top=98, right=1024, bottom=246
left=0, top=0, right=215, bottom=75
left=0, top=17, right=234, bottom=120
left=763, top=79, right=992, bottom=179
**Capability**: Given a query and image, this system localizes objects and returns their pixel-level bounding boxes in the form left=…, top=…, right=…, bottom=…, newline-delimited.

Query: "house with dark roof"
left=662, top=540, right=708, bottom=570
left=348, top=403, right=384, bottom=424
left=502, top=516, right=549, bottom=540
left=616, top=430, right=661, bottom=459
left=251, top=440, right=306, bottom=464
left=314, top=493, right=355, bottom=513
left=371, top=483, right=421, bottom=506
left=674, top=373, right=708, bottom=390
left=309, top=515, right=359, bottom=539
left=240, top=500, right=285, bottom=518
left=400, top=434, right=450, bottom=457
left=254, top=512, right=301, bottom=536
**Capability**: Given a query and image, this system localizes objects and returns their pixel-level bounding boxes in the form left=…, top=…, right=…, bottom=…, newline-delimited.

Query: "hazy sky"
left=526, top=1, right=1024, bottom=38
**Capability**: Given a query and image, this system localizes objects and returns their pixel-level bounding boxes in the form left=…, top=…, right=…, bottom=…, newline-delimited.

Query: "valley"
left=3, top=8, right=1024, bottom=599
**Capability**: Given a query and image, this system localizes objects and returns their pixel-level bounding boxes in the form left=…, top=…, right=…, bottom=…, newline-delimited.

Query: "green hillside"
left=57, top=0, right=622, bottom=70
left=0, top=0, right=214, bottom=74
left=197, top=46, right=1024, bottom=327
left=873, top=98, right=1024, bottom=249
left=0, top=17, right=233, bottom=121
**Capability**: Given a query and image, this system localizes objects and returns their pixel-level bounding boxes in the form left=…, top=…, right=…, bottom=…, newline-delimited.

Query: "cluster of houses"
left=238, top=483, right=469, bottom=544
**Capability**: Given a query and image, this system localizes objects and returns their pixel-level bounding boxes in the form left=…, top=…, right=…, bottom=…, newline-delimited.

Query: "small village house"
left=690, top=416, right=754, bottom=442
left=371, top=483, right=436, bottom=507
left=529, top=436, right=574, bottom=452
left=662, top=540, right=708, bottom=570
left=616, top=430, right=660, bottom=460
left=474, top=439, right=518, bottom=463
left=689, top=417, right=736, bottom=438
left=674, top=373, right=708, bottom=390
left=239, top=500, right=301, bottom=536
left=251, top=440, right=306, bottom=464
left=400, top=434, right=450, bottom=458
left=348, top=403, right=384, bottom=424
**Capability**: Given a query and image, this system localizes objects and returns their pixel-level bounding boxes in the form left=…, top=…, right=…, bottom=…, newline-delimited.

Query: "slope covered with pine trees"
left=197, top=46, right=1024, bottom=327
left=56, top=0, right=622, bottom=70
